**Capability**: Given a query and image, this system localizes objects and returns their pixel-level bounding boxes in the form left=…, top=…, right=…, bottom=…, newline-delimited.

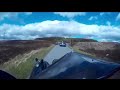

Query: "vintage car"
left=29, top=52, right=120, bottom=79
left=59, top=41, right=66, bottom=47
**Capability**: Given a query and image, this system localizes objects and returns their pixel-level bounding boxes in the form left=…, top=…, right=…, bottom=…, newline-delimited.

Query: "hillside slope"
left=73, top=42, right=120, bottom=63
left=0, top=40, right=52, bottom=64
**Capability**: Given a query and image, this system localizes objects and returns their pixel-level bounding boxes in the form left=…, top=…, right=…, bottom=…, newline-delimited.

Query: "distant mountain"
left=35, top=37, right=98, bottom=43
left=71, top=38, right=98, bottom=42
left=35, top=37, right=64, bottom=41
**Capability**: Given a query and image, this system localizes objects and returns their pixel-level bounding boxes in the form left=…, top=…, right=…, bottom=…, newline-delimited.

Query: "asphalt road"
left=44, top=44, right=73, bottom=65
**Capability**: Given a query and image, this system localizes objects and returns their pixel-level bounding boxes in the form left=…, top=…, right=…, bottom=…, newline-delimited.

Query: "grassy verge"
left=1, top=45, right=54, bottom=79
left=72, top=46, right=97, bottom=58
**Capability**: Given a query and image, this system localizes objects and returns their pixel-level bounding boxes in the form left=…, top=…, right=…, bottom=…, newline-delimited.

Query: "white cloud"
left=106, top=21, right=111, bottom=26
left=88, top=16, right=98, bottom=20
left=116, top=13, right=120, bottom=21
left=25, top=12, right=32, bottom=15
left=0, top=12, right=18, bottom=21
left=0, top=12, right=32, bottom=21
left=100, top=12, right=111, bottom=16
left=0, top=20, right=120, bottom=42
left=54, top=12, right=86, bottom=18
left=100, top=12, right=104, bottom=16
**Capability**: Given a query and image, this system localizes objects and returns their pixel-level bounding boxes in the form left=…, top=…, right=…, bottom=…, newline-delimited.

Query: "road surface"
left=44, top=44, right=73, bottom=65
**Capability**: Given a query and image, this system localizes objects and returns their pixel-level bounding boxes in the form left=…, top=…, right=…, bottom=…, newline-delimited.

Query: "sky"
left=0, top=12, right=120, bottom=42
